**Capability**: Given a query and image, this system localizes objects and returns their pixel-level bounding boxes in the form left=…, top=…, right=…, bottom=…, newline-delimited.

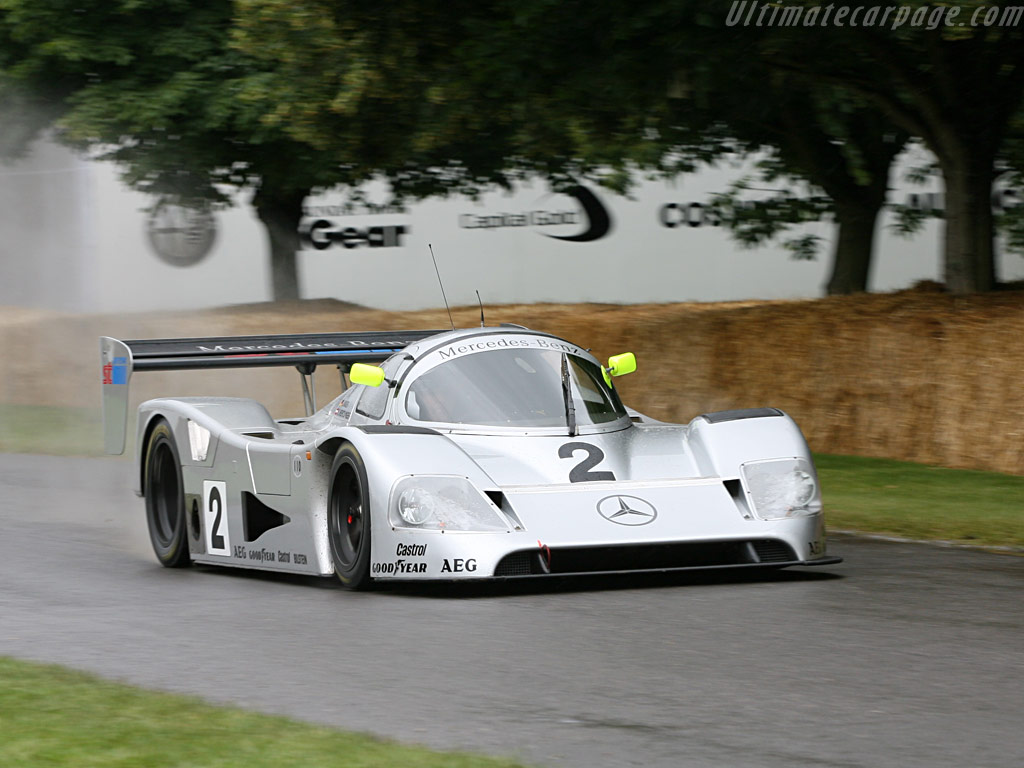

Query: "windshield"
left=404, top=348, right=627, bottom=429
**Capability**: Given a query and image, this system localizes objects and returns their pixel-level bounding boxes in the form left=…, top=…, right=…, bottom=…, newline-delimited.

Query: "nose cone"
left=447, top=426, right=700, bottom=486
left=504, top=479, right=745, bottom=547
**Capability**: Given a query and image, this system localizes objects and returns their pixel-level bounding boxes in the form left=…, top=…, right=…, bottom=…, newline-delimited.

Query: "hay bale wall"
left=2, top=289, right=1022, bottom=474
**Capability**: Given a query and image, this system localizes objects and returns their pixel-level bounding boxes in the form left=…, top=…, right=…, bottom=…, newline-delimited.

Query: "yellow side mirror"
left=350, top=363, right=386, bottom=387
left=607, top=352, right=637, bottom=377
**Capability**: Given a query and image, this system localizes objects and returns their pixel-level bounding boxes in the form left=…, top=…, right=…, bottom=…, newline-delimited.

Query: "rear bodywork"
left=102, top=327, right=840, bottom=581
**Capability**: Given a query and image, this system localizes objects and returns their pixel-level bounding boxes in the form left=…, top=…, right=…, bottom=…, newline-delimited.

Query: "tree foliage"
left=230, top=0, right=909, bottom=294
left=3, top=0, right=1024, bottom=299
left=0, top=0, right=412, bottom=299
left=751, top=0, right=1024, bottom=293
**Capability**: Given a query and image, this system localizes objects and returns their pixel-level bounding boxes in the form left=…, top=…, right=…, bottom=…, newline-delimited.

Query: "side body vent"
left=494, top=552, right=534, bottom=577
left=750, top=539, right=795, bottom=563
left=242, top=492, right=291, bottom=542
left=701, top=408, right=783, bottom=424
left=723, top=478, right=753, bottom=520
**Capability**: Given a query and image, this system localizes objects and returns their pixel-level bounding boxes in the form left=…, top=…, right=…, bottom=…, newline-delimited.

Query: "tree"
left=758, top=2, right=1024, bottom=293
left=0, top=0, right=436, bottom=300
left=229, top=0, right=654, bottom=198
left=4, top=0, right=615, bottom=299
left=656, top=32, right=908, bottom=295
left=233, top=0, right=908, bottom=295
left=738, top=97, right=906, bottom=295
left=9, top=0, right=1008, bottom=300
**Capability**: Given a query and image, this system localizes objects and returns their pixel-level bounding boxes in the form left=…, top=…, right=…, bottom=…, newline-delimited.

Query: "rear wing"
left=100, top=329, right=443, bottom=455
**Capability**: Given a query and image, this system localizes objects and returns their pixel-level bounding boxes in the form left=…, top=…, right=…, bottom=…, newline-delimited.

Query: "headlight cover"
left=389, top=475, right=511, bottom=532
left=741, top=458, right=821, bottom=520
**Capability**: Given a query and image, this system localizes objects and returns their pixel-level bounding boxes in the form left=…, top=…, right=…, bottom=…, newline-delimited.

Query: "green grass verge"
left=0, top=656, right=528, bottom=768
left=0, top=403, right=105, bottom=456
left=815, top=453, right=1024, bottom=549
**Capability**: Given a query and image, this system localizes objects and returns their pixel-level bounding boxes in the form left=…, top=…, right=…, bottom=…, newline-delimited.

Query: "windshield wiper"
left=560, top=353, right=577, bottom=437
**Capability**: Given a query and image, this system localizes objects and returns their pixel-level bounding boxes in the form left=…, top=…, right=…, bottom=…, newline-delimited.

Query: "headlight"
left=741, top=458, right=821, bottom=520
left=389, top=476, right=510, bottom=532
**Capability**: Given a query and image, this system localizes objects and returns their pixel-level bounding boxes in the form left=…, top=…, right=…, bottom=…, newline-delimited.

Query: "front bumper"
left=489, top=554, right=843, bottom=581
left=371, top=478, right=839, bottom=581
left=489, top=539, right=841, bottom=578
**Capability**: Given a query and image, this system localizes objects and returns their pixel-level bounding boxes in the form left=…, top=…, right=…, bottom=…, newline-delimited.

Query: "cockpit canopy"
left=403, top=346, right=627, bottom=430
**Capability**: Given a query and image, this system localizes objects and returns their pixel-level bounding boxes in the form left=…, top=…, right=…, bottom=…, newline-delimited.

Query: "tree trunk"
left=940, top=147, right=996, bottom=294
left=253, top=185, right=308, bottom=302
left=827, top=200, right=880, bottom=295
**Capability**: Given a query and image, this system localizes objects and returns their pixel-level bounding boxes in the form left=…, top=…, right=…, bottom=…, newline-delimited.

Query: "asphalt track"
left=1, top=454, right=1021, bottom=768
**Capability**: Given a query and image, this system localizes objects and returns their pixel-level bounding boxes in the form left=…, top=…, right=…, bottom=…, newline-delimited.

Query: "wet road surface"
left=1, top=454, right=1021, bottom=767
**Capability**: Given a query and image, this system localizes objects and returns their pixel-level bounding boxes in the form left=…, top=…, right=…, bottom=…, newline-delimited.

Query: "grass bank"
left=815, top=453, right=1024, bottom=549
left=0, top=656, right=527, bottom=768
left=0, top=403, right=103, bottom=456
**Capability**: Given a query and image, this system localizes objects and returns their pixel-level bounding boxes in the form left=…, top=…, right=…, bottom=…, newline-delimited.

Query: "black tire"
left=327, top=444, right=372, bottom=589
left=143, top=418, right=191, bottom=568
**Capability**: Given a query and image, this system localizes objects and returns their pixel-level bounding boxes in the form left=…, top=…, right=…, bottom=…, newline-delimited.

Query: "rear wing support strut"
left=296, top=363, right=317, bottom=416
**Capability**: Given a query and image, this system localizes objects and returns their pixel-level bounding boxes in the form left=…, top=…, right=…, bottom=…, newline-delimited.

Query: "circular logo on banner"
left=596, top=495, right=658, bottom=526
left=146, top=198, right=217, bottom=267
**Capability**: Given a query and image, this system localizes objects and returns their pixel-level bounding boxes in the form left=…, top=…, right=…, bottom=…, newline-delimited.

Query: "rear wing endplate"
left=100, top=329, right=442, bottom=455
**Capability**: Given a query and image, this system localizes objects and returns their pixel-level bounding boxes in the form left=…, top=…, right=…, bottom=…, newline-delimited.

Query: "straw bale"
left=2, top=289, right=1022, bottom=475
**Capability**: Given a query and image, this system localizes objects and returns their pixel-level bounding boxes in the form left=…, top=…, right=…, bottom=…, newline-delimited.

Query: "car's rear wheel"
left=144, top=418, right=191, bottom=568
left=328, top=444, right=372, bottom=589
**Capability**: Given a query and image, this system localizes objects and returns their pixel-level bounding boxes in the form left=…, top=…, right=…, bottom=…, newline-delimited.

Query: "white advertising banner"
left=3, top=141, right=1022, bottom=313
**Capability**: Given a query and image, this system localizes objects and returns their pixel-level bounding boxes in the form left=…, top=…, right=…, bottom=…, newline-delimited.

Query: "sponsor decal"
left=547, top=186, right=612, bottom=242
left=373, top=543, right=428, bottom=573
left=305, top=202, right=408, bottom=217
left=193, top=341, right=413, bottom=352
left=300, top=199, right=411, bottom=251
left=146, top=198, right=217, bottom=267
left=232, top=545, right=306, bottom=564
left=437, top=336, right=583, bottom=361
left=372, top=560, right=427, bottom=575
left=396, top=543, right=427, bottom=557
left=302, top=221, right=409, bottom=250
left=458, top=185, right=612, bottom=242
left=101, top=356, right=128, bottom=386
left=441, top=558, right=477, bottom=573
left=659, top=201, right=727, bottom=228
left=596, top=495, right=658, bottom=526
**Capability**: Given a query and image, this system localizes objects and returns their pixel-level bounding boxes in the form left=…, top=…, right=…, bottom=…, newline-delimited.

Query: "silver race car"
left=101, top=325, right=840, bottom=588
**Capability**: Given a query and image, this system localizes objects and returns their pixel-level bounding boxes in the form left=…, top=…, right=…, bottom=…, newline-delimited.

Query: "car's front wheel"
left=144, top=418, right=191, bottom=568
left=327, top=444, right=372, bottom=589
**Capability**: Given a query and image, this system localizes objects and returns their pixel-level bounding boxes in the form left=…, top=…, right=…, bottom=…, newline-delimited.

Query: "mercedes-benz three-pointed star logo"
left=596, top=495, right=658, bottom=526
